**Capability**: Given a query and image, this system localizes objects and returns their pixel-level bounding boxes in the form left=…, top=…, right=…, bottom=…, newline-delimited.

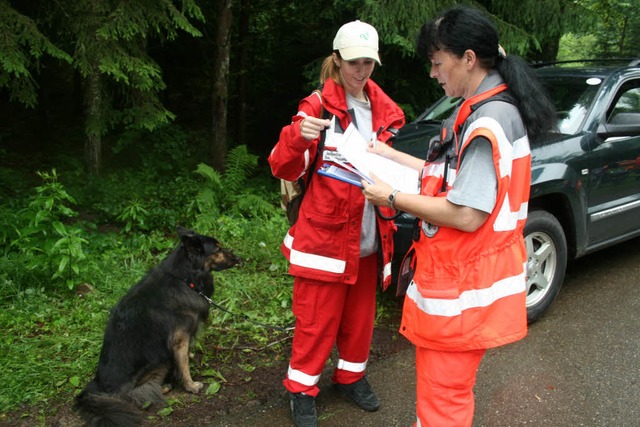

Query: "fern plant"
left=192, top=162, right=223, bottom=220
left=190, top=145, right=276, bottom=227
left=224, top=145, right=257, bottom=194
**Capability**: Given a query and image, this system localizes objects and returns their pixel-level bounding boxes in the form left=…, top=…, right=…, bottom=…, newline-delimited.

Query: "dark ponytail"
left=496, top=55, right=556, bottom=141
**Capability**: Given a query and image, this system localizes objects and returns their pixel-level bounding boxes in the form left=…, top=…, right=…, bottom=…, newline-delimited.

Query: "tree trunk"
left=211, top=0, right=233, bottom=172
left=82, top=0, right=104, bottom=177
left=235, top=0, right=249, bottom=146
left=618, top=16, right=628, bottom=54
left=84, top=63, right=102, bottom=176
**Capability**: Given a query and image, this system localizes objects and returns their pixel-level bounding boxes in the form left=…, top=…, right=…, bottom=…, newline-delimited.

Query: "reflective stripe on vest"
left=494, top=195, right=528, bottom=232
left=461, top=120, right=531, bottom=234
left=406, top=263, right=526, bottom=317
left=463, top=116, right=528, bottom=177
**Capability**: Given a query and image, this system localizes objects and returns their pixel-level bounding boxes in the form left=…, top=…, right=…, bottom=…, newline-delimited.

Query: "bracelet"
left=388, top=189, right=400, bottom=209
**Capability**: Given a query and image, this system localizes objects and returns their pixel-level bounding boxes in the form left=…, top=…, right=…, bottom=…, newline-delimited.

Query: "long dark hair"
left=417, top=6, right=556, bottom=141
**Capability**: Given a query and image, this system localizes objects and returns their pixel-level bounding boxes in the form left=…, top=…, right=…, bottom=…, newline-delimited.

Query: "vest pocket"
left=407, top=279, right=464, bottom=343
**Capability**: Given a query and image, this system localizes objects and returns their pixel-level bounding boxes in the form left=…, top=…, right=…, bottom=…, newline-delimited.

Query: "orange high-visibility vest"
left=400, top=83, right=529, bottom=351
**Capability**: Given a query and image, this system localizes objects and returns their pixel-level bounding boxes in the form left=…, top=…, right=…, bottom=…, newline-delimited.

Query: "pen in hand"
left=371, top=126, right=384, bottom=149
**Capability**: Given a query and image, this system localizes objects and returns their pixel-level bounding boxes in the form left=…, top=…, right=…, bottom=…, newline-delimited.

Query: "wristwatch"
left=388, top=189, right=400, bottom=209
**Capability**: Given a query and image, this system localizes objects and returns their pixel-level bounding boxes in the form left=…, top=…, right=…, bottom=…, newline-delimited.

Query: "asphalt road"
left=213, top=237, right=640, bottom=427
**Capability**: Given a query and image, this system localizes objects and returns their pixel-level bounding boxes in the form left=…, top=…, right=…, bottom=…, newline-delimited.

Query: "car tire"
left=524, top=210, right=568, bottom=323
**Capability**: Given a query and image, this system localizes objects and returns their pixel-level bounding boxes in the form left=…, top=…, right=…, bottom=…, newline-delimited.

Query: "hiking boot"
left=288, top=392, right=317, bottom=427
left=335, top=376, right=380, bottom=411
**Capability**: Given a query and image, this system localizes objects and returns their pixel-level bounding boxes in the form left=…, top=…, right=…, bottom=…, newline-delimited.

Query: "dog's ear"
left=176, top=226, right=195, bottom=238
left=177, top=226, right=202, bottom=253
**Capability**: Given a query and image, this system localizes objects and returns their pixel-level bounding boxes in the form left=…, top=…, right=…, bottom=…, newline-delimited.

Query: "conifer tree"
left=0, top=0, right=204, bottom=175
left=61, top=0, right=205, bottom=175
left=0, top=1, right=71, bottom=107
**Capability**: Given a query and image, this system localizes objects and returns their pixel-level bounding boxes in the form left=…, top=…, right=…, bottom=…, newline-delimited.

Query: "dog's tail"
left=74, top=383, right=143, bottom=427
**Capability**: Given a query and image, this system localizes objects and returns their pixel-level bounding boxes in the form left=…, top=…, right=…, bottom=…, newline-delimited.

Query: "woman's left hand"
left=361, top=173, right=393, bottom=206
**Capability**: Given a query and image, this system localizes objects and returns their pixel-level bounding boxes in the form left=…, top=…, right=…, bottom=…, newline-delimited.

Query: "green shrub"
left=4, top=169, right=89, bottom=291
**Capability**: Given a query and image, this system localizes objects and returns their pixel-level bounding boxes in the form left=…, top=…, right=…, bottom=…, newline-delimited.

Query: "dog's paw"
left=184, top=381, right=204, bottom=394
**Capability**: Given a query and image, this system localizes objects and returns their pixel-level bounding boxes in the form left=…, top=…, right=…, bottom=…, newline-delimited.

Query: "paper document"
left=334, top=123, right=420, bottom=194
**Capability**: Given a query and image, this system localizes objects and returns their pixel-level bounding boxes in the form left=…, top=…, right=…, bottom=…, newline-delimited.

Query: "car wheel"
left=524, top=210, right=568, bottom=323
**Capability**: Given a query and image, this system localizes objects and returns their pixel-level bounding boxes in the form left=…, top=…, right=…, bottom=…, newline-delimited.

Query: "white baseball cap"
left=333, top=20, right=381, bottom=65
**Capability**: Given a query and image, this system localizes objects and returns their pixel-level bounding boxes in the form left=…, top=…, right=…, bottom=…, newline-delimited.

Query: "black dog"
left=74, top=226, right=241, bottom=426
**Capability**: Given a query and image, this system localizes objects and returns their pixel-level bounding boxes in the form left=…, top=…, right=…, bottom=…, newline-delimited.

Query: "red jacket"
left=268, top=78, right=405, bottom=287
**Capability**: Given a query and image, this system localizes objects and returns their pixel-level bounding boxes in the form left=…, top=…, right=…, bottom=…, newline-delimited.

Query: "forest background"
left=0, top=0, right=638, bottom=425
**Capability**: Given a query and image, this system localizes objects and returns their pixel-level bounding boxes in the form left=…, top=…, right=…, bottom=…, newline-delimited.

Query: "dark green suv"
left=392, top=59, right=640, bottom=323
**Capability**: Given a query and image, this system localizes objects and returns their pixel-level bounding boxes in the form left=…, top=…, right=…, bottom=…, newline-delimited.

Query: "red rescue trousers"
left=415, top=347, right=486, bottom=427
left=283, top=254, right=378, bottom=397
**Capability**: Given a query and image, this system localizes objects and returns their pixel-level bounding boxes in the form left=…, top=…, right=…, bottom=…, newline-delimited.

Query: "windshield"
left=415, top=74, right=602, bottom=136
left=541, top=76, right=601, bottom=135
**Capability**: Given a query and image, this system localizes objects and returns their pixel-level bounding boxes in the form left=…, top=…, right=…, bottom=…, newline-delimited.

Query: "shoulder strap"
left=305, top=86, right=330, bottom=185
left=311, top=84, right=328, bottom=120
left=454, top=84, right=508, bottom=133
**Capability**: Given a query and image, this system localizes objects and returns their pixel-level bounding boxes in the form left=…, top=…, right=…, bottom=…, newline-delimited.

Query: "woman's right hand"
left=300, top=117, right=331, bottom=141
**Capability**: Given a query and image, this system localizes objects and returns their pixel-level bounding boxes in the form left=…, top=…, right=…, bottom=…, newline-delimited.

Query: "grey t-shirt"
left=447, top=136, right=497, bottom=214
left=346, top=93, right=379, bottom=257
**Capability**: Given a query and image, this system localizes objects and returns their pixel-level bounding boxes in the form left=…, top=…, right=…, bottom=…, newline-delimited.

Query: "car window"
left=541, top=76, right=600, bottom=135
left=607, top=80, right=640, bottom=124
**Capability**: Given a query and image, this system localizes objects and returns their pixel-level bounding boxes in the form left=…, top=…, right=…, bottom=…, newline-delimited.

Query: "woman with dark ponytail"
left=362, top=5, right=556, bottom=426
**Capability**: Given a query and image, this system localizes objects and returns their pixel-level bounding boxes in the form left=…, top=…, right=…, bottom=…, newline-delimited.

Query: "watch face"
left=388, top=190, right=399, bottom=208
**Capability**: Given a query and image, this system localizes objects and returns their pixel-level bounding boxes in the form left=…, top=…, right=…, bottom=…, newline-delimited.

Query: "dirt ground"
left=2, top=303, right=411, bottom=427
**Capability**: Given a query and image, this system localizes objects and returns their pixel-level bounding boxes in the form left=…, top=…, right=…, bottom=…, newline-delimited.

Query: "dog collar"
left=184, top=279, right=212, bottom=304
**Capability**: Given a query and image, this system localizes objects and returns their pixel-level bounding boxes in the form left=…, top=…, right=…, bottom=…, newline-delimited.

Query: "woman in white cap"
left=268, top=20, right=405, bottom=427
